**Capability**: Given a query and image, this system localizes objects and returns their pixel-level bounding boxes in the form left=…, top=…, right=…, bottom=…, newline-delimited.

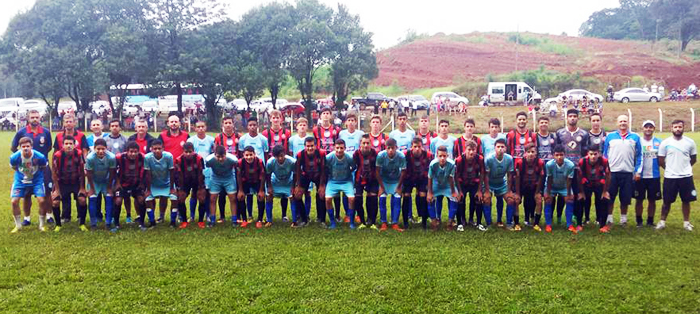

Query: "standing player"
left=404, top=137, right=432, bottom=230
left=455, top=140, right=486, bottom=231
left=376, top=138, right=407, bottom=231
left=514, top=144, right=544, bottom=231
left=54, top=113, right=89, bottom=223
left=483, top=139, right=515, bottom=228
left=506, top=112, right=537, bottom=160
left=206, top=145, right=239, bottom=228
left=265, top=145, right=296, bottom=227
left=294, top=137, right=327, bottom=225
left=9, top=137, right=48, bottom=233
left=657, top=120, right=697, bottom=231
left=536, top=116, right=556, bottom=163
left=578, top=145, right=611, bottom=233
left=556, top=109, right=589, bottom=225
left=187, top=120, right=215, bottom=222
left=51, top=136, right=87, bottom=232
left=416, top=115, right=437, bottom=152
left=238, top=118, right=270, bottom=221
left=634, top=120, right=661, bottom=228
left=214, top=116, right=239, bottom=222
left=158, top=114, right=189, bottom=160
left=339, top=114, right=365, bottom=223
left=86, top=119, right=106, bottom=152
left=312, top=108, right=342, bottom=222
left=324, top=139, right=357, bottom=229
left=113, top=142, right=147, bottom=231
left=427, top=146, right=459, bottom=231
left=237, top=146, right=267, bottom=228
left=288, top=118, right=312, bottom=221
left=430, top=120, right=456, bottom=159
left=85, top=138, right=117, bottom=229
left=368, top=115, right=387, bottom=153
left=105, top=120, right=128, bottom=155
left=481, top=118, right=506, bottom=158
left=262, top=110, right=292, bottom=154
left=454, top=118, right=482, bottom=225
left=354, top=134, right=379, bottom=230
left=544, top=145, right=577, bottom=233
left=588, top=113, right=606, bottom=153
left=389, top=112, right=415, bottom=154
left=143, top=139, right=178, bottom=228
left=128, top=120, right=154, bottom=156
left=175, top=142, right=205, bottom=228
left=603, top=115, right=642, bottom=227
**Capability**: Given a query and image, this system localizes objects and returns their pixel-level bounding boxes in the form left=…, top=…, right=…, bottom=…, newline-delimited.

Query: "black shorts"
left=403, top=177, right=428, bottom=193
left=299, top=177, right=322, bottom=191
left=241, top=182, right=263, bottom=195
left=460, top=184, right=480, bottom=202
left=634, top=178, right=661, bottom=201
left=56, top=183, right=84, bottom=201
left=43, top=165, right=53, bottom=192
left=180, top=181, right=200, bottom=195
left=608, top=172, right=634, bottom=206
left=355, top=180, right=379, bottom=194
left=663, top=177, right=697, bottom=204
left=115, top=186, right=143, bottom=199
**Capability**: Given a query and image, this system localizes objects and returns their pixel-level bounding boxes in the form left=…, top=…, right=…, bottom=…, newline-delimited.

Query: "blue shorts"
left=146, top=185, right=177, bottom=201
left=325, top=181, right=355, bottom=198
left=432, top=185, right=456, bottom=201
left=203, top=168, right=212, bottom=189
left=90, top=182, right=111, bottom=197
left=209, top=179, right=237, bottom=195
left=11, top=182, right=46, bottom=199
left=489, top=183, right=508, bottom=196
left=549, top=188, right=568, bottom=197
left=381, top=181, right=400, bottom=197
left=269, top=181, right=293, bottom=198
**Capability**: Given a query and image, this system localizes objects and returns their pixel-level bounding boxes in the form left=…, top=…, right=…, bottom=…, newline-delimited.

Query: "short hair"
left=183, top=142, right=194, bottom=151
left=109, top=119, right=121, bottom=127
left=411, top=137, right=422, bottom=145
left=304, top=136, right=315, bottom=144
left=524, top=143, right=536, bottom=152
left=397, top=112, right=407, bottom=119
left=196, top=120, right=206, bottom=126
left=420, top=115, right=429, bottom=121
left=91, top=119, right=103, bottom=125
left=516, top=111, right=527, bottom=119
left=437, top=145, right=448, bottom=153
left=589, top=112, right=601, bottom=120
left=272, top=145, right=286, bottom=157
left=495, top=138, right=506, bottom=146
left=269, top=109, right=282, bottom=118
left=588, top=144, right=600, bottom=152
left=243, top=146, right=255, bottom=153
left=222, top=116, right=234, bottom=123
left=334, top=139, right=346, bottom=146
left=346, top=114, right=357, bottom=121
left=361, top=134, right=371, bottom=141
left=19, top=137, right=33, bottom=146
left=464, top=118, right=475, bottom=126
left=63, top=113, right=75, bottom=121
left=214, top=145, right=226, bottom=156
left=466, top=140, right=477, bottom=149
left=168, top=113, right=181, bottom=120
left=62, top=135, right=75, bottom=143
left=489, top=118, right=501, bottom=127
left=566, top=109, right=579, bottom=116
left=28, top=109, right=40, bottom=116
left=94, top=138, right=107, bottom=148
left=151, top=139, right=163, bottom=147
left=126, top=141, right=139, bottom=151
left=247, top=117, right=258, bottom=124
left=296, top=117, right=308, bottom=125
left=320, top=107, right=332, bottom=114
left=370, top=115, right=382, bottom=123
left=672, top=119, right=685, bottom=126
left=553, top=144, right=566, bottom=153
left=538, top=116, right=550, bottom=123
left=386, top=138, right=397, bottom=147
left=439, top=119, right=449, bottom=125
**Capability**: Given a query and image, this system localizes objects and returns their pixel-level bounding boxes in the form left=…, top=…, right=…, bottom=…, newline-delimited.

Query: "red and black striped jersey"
left=353, top=149, right=377, bottom=185
left=176, top=154, right=204, bottom=182
left=312, top=125, right=340, bottom=152
left=416, top=131, right=437, bottom=152
left=506, top=129, right=537, bottom=159
left=514, top=158, right=544, bottom=189
left=368, top=132, right=387, bottom=153
left=295, top=149, right=326, bottom=182
left=54, top=130, right=88, bottom=152
left=238, top=157, right=265, bottom=185
left=53, top=149, right=84, bottom=185
left=578, top=156, right=609, bottom=188
left=405, top=150, right=432, bottom=181
left=262, top=127, right=291, bottom=154
left=454, top=135, right=482, bottom=157
left=116, top=152, right=145, bottom=188
left=455, top=154, right=484, bottom=187
left=215, top=132, right=239, bottom=155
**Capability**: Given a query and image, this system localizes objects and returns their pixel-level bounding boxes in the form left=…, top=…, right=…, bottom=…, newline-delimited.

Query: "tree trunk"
left=205, top=97, right=220, bottom=130
left=269, top=83, right=279, bottom=109
left=176, top=83, right=183, bottom=114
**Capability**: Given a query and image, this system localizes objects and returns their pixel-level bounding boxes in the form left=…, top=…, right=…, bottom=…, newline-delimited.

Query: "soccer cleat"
left=39, top=226, right=46, bottom=232
left=282, top=216, right=289, bottom=222
left=80, top=225, right=89, bottom=232
left=415, top=217, right=423, bottom=225
left=545, top=225, right=552, bottom=233
left=139, top=226, right=148, bottom=232
left=369, top=224, right=379, bottom=231
left=556, top=217, right=562, bottom=225
left=197, top=222, right=206, bottom=229
left=646, top=222, right=656, bottom=228
left=496, top=222, right=504, bottom=228
left=357, top=224, right=366, bottom=230
left=380, top=223, right=388, bottom=231
left=513, top=224, right=522, bottom=232
left=343, top=216, right=351, bottom=223
left=446, top=223, right=454, bottom=231
left=241, top=221, right=249, bottom=228
left=328, top=223, right=337, bottom=230
left=247, top=217, right=254, bottom=223
left=47, top=217, right=55, bottom=224
left=264, top=222, right=272, bottom=228
left=156, top=217, right=164, bottom=224
left=54, top=226, right=62, bottom=233
left=584, top=219, right=591, bottom=225
left=523, top=221, right=530, bottom=227
left=10, top=227, right=20, bottom=234
left=179, top=222, right=189, bottom=229
left=22, top=219, right=31, bottom=227
left=217, top=219, right=225, bottom=224
left=355, top=216, right=361, bottom=224
left=477, top=224, right=487, bottom=232
left=600, top=225, right=611, bottom=233
left=291, top=222, right=299, bottom=228
left=533, top=225, right=542, bottom=232
left=457, top=224, right=464, bottom=232
left=255, top=221, right=263, bottom=229
left=169, top=222, right=177, bottom=228
left=110, top=227, right=119, bottom=233
left=125, top=217, right=133, bottom=224
left=297, top=222, right=307, bottom=228
left=431, top=220, right=440, bottom=231
left=684, top=222, right=694, bottom=232
left=576, top=225, right=583, bottom=232
left=568, top=225, right=578, bottom=234
left=655, top=221, right=666, bottom=230
left=391, top=224, right=404, bottom=232
left=349, top=224, right=356, bottom=230
left=61, top=218, right=70, bottom=224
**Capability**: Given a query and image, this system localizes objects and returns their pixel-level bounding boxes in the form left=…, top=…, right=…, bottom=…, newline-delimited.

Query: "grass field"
left=1, top=103, right=700, bottom=313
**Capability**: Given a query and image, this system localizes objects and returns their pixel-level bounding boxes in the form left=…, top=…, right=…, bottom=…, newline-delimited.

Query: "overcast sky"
left=1, top=0, right=621, bottom=49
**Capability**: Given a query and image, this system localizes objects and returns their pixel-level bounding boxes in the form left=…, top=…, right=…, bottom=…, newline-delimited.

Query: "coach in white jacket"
left=603, top=115, right=642, bottom=226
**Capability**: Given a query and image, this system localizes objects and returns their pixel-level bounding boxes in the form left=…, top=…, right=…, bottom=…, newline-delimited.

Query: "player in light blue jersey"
left=389, top=112, right=416, bottom=154
left=324, top=139, right=357, bottom=229
left=635, top=120, right=662, bottom=227
left=430, top=120, right=456, bottom=159
left=544, top=145, right=577, bottom=233
left=376, top=138, right=407, bottom=231
left=339, top=114, right=364, bottom=223
left=206, top=145, right=239, bottom=227
left=86, top=119, right=107, bottom=153
left=187, top=120, right=215, bottom=159
left=85, top=138, right=117, bottom=229
left=144, top=139, right=177, bottom=228
left=481, top=118, right=507, bottom=158
left=266, top=145, right=297, bottom=227
left=9, top=137, right=48, bottom=233
left=427, top=145, right=458, bottom=230
left=288, top=117, right=312, bottom=221
left=237, top=117, right=269, bottom=160
left=483, top=138, right=516, bottom=229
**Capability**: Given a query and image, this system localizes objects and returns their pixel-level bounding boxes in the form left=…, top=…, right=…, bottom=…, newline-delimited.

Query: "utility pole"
left=515, top=24, right=519, bottom=72
left=655, top=19, right=660, bottom=53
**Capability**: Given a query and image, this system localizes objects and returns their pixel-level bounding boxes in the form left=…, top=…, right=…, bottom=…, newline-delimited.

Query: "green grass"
left=1, top=105, right=700, bottom=312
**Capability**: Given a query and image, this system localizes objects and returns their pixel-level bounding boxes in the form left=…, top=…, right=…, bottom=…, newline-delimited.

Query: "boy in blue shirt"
left=635, top=120, right=661, bottom=227
left=339, top=114, right=364, bottom=223
left=186, top=121, right=215, bottom=222
left=266, top=145, right=297, bottom=227
left=206, top=145, right=240, bottom=227
left=430, top=120, right=456, bottom=159
left=389, top=112, right=415, bottom=154
left=85, top=138, right=117, bottom=230
left=10, top=137, right=48, bottom=233
left=544, top=145, right=577, bottom=233
left=324, top=139, right=357, bottom=229
left=481, top=118, right=506, bottom=158
left=144, top=139, right=177, bottom=228
left=376, top=138, right=407, bottom=231
left=427, top=146, right=459, bottom=231
left=483, top=139, right=516, bottom=229
left=289, top=118, right=312, bottom=221
left=237, top=117, right=270, bottom=160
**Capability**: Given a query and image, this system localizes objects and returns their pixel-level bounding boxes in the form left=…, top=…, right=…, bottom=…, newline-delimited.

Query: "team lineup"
left=8, top=107, right=698, bottom=234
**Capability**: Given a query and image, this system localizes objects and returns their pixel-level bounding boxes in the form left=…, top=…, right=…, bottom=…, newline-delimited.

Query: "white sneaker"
left=684, top=222, right=694, bottom=232
left=655, top=221, right=666, bottom=230
left=477, top=224, right=487, bottom=232
left=457, top=224, right=464, bottom=232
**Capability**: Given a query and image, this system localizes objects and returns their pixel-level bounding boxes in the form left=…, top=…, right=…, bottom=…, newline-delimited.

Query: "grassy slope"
left=1, top=102, right=700, bottom=313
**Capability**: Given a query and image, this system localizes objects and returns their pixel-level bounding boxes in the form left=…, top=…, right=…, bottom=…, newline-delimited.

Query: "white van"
left=487, top=82, right=541, bottom=104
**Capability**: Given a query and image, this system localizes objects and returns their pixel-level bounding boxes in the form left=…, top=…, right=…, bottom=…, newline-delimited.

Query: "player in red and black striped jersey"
left=175, top=142, right=205, bottom=229
left=506, top=111, right=537, bottom=160
left=368, top=115, right=387, bottom=153
left=54, top=114, right=89, bottom=157
left=113, top=141, right=146, bottom=229
left=403, top=137, right=433, bottom=229
left=215, top=116, right=239, bottom=156
left=294, top=137, right=327, bottom=224
left=453, top=118, right=482, bottom=158
left=514, top=144, right=545, bottom=230
left=263, top=110, right=292, bottom=156
left=312, top=108, right=340, bottom=153
left=50, top=135, right=87, bottom=230
left=455, top=140, right=486, bottom=230
left=577, top=145, right=611, bottom=232
left=237, top=146, right=267, bottom=227
left=353, top=134, right=379, bottom=228
left=416, top=115, right=437, bottom=152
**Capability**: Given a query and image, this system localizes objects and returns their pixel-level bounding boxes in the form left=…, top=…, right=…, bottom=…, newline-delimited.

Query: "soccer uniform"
left=353, top=149, right=379, bottom=226
left=545, top=159, right=576, bottom=227
left=10, top=150, right=48, bottom=198
left=238, top=157, right=265, bottom=195
left=515, top=158, right=544, bottom=224
left=263, top=127, right=292, bottom=154
left=53, top=149, right=85, bottom=201
left=325, top=152, right=356, bottom=198
left=556, top=127, right=589, bottom=218
left=603, top=131, right=642, bottom=207
left=506, top=129, right=537, bottom=160
left=54, top=130, right=88, bottom=153
left=658, top=136, right=697, bottom=204
left=105, top=134, right=128, bottom=154
left=85, top=151, right=117, bottom=226
left=340, top=129, right=365, bottom=154
left=455, top=154, right=485, bottom=226
left=416, top=130, right=437, bottom=152
left=588, top=130, right=606, bottom=152
left=188, top=135, right=215, bottom=159
left=214, top=132, right=239, bottom=156
left=13, top=126, right=53, bottom=192
left=158, top=130, right=189, bottom=159
left=127, top=133, right=155, bottom=155
left=115, top=153, right=145, bottom=198
left=295, top=149, right=327, bottom=222
left=376, top=151, right=406, bottom=197
left=389, top=129, right=415, bottom=154
left=484, top=153, right=514, bottom=196
left=404, top=150, right=432, bottom=194
left=635, top=137, right=662, bottom=201
left=144, top=151, right=176, bottom=201
left=579, top=156, right=610, bottom=227
left=86, top=133, right=106, bottom=153
left=288, top=134, right=308, bottom=157
left=481, top=133, right=506, bottom=158
left=453, top=135, right=482, bottom=158
left=312, top=124, right=340, bottom=153
left=536, top=133, right=557, bottom=163
left=369, top=133, right=387, bottom=153
left=430, top=135, right=457, bottom=159
left=176, top=154, right=204, bottom=195
left=238, top=133, right=270, bottom=160
left=427, top=159, right=457, bottom=220
left=206, top=154, right=238, bottom=195
left=266, top=156, right=296, bottom=198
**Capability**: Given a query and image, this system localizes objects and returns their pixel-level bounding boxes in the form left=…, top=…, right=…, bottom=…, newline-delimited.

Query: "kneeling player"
left=238, top=146, right=266, bottom=228
left=85, top=138, right=117, bottom=230
left=206, top=145, right=239, bottom=227
left=455, top=140, right=485, bottom=231
left=376, top=138, right=407, bottom=231
left=544, top=145, right=577, bottom=233
left=114, top=141, right=146, bottom=231
left=324, top=139, right=357, bottom=229
left=266, top=145, right=296, bottom=227
left=176, top=142, right=206, bottom=228
left=10, top=137, right=48, bottom=233
left=294, top=137, right=326, bottom=225
left=514, top=144, right=544, bottom=231
left=144, top=139, right=178, bottom=228
left=51, top=136, right=87, bottom=232
left=427, top=146, right=459, bottom=231
left=353, top=134, right=379, bottom=230
left=404, top=137, right=432, bottom=230
left=578, top=145, right=611, bottom=232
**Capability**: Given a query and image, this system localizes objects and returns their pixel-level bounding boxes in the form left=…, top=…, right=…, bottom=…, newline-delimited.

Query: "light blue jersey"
left=428, top=159, right=456, bottom=190
left=266, top=155, right=296, bottom=185
left=325, top=152, right=356, bottom=183
left=85, top=151, right=117, bottom=184
left=481, top=133, right=506, bottom=158
left=376, top=150, right=406, bottom=183
left=430, top=135, right=457, bottom=159
left=484, top=153, right=514, bottom=189
left=289, top=134, right=309, bottom=157
left=144, top=152, right=175, bottom=188
left=86, top=133, right=107, bottom=153
left=10, top=150, right=47, bottom=186
left=339, top=129, right=365, bottom=154
left=206, top=153, right=238, bottom=181
left=545, top=159, right=576, bottom=192
left=389, top=129, right=416, bottom=154
left=238, top=133, right=269, bottom=159
left=187, top=135, right=215, bottom=159
left=640, top=137, right=661, bottom=179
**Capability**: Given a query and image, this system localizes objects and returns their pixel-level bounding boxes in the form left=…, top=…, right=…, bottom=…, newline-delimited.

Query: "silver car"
left=558, top=89, right=603, bottom=102
left=613, top=88, right=662, bottom=103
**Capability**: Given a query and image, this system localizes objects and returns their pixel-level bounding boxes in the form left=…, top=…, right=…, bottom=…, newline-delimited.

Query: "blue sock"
left=209, top=214, right=216, bottom=225
left=189, top=197, right=197, bottom=221
left=305, top=193, right=311, bottom=217
left=231, top=215, right=238, bottom=225
left=170, top=209, right=178, bottom=224
left=436, top=196, right=444, bottom=220
left=342, top=196, right=350, bottom=218
left=348, top=208, right=355, bottom=227
left=266, top=201, right=273, bottom=222
left=545, top=203, right=553, bottom=226
left=88, top=198, right=98, bottom=226
left=506, top=204, right=514, bottom=225
left=379, top=195, right=387, bottom=223
left=327, top=208, right=336, bottom=227
left=104, top=196, right=113, bottom=225
left=427, top=200, right=436, bottom=219
left=483, top=204, right=492, bottom=226
left=146, top=208, right=155, bottom=223
left=391, top=196, right=401, bottom=224
left=448, top=200, right=458, bottom=222
left=291, top=200, right=298, bottom=223
left=496, top=197, right=504, bottom=223
left=565, top=201, right=574, bottom=227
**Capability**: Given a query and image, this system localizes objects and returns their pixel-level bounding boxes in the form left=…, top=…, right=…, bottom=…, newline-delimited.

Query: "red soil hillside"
left=375, top=32, right=700, bottom=90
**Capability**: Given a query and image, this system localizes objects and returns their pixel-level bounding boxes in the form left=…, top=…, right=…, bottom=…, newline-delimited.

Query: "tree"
left=654, top=0, right=700, bottom=51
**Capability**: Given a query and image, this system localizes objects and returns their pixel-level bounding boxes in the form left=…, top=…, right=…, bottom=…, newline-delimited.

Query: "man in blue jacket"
left=603, top=115, right=642, bottom=227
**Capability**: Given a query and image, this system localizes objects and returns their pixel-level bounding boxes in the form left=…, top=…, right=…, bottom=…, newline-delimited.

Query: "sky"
left=0, top=0, right=621, bottom=49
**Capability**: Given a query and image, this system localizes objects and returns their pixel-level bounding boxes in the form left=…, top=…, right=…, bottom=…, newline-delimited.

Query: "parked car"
left=431, top=92, right=470, bottom=107
left=90, top=100, right=112, bottom=115
left=486, top=82, right=541, bottom=104
left=613, top=88, right=662, bottom=103
left=558, top=89, right=603, bottom=103
left=355, top=92, right=388, bottom=110
left=19, top=100, right=47, bottom=115
left=0, top=97, right=24, bottom=113
left=398, top=95, right=430, bottom=110
left=280, top=102, right=305, bottom=115
left=57, top=101, right=77, bottom=114
left=230, top=99, right=247, bottom=111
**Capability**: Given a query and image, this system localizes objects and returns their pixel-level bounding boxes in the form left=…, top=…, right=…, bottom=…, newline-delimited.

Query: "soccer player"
left=454, top=118, right=483, bottom=225
left=143, top=139, right=178, bottom=228
left=483, top=139, right=516, bottom=229
left=294, top=137, right=327, bottom=225
left=506, top=111, right=537, bottom=160
left=578, top=145, right=611, bottom=233
left=105, top=119, right=128, bottom=155
left=556, top=109, right=589, bottom=225
left=603, top=114, right=642, bottom=227
left=187, top=120, right=215, bottom=222
left=339, top=114, right=365, bottom=223
left=263, top=110, right=292, bottom=153
left=51, top=136, right=87, bottom=232
left=536, top=116, right=556, bottom=163
left=238, top=118, right=270, bottom=221
left=238, top=146, right=267, bottom=228
left=288, top=117, right=312, bottom=221
left=214, top=116, right=239, bottom=221
left=657, top=120, right=697, bottom=231
left=266, top=145, right=296, bottom=227
left=635, top=120, right=661, bottom=228
left=430, top=120, right=456, bottom=159
left=354, top=134, right=379, bottom=230
left=455, top=140, right=486, bottom=231
left=389, top=112, right=415, bottom=154
left=158, top=114, right=189, bottom=160
left=514, top=143, right=544, bottom=231
left=368, top=115, right=387, bottom=153
left=427, top=146, right=459, bottom=231
left=175, top=142, right=205, bottom=228
left=128, top=119, right=154, bottom=155
left=313, top=107, right=341, bottom=153
left=114, top=141, right=147, bottom=231
left=481, top=118, right=506, bottom=158
left=376, top=138, right=407, bottom=231
left=85, top=138, right=117, bottom=229
left=10, top=137, right=48, bottom=233
left=404, top=137, right=432, bottom=230
left=86, top=119, right=106, bottom=153
left=53, top=113, right=89, bottom=223
left=416, top=115, right=437, bottom=152
left=544, top=145, right=577, bottom=233
left=588, top=113, right=606, bottom=152
left=324, top=139, right=357, bottom=229
left=206, top=145, right=240, bottom=228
